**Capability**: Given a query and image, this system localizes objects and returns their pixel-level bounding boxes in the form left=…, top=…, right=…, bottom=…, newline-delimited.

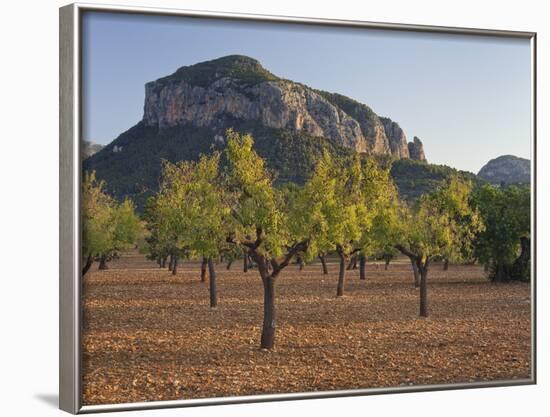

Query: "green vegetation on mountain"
left=83, top=121, right=354, bottom=210
left=151, top=55, right=279, bottom=90
left=390, top=159, right=484, bottom=202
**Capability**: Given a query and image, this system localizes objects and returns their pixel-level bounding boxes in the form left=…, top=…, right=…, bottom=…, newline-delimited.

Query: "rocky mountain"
left=82, top=140, right=104, bottom=158
left=85, top=55, right=428, bottom=208
left=142, top=55, right=426, bottom=159
left=408, top=137, right=426, bottom=162
left=478, top=155, right=530, bottom=185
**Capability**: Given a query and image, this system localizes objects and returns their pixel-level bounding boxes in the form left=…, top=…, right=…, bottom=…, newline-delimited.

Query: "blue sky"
left=82, top=12, right=532, bottom=173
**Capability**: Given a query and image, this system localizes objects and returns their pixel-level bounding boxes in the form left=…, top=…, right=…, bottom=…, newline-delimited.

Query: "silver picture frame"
left=59, top=2, right=537, bottom=414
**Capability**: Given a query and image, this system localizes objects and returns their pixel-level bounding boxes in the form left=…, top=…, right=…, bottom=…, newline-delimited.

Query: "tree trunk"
left=98, top=255, right=109, bottom=270
left=207, top=257, right=218, bottom=308
left=410, top=257, right=420, bottom=288
left=298, top=256, right=305, bottom=271
left=243, top=251, right=248, bottom=273
left=337, top=252, right=346, bottom=297
left=492, top=260, right=510, bottom=283
left=200, top=257, right=208, bottom=282
left=511, top=237, right=530, bottom=281
left=347, top=255, right=357, bottom=270
left=82, top=254, right=94, bottom=276
left=384, top=258, right=390, bottom=270
left=260, top=275, right=276, bottom=349
left=161, top=257, right=167, bottom=268
left=168, top=253, right=174, bottom=272
left=172, top=253, right=178, bottom=275
left=359, top=254, right=366, bottom=280
left=418, top=260, right=429, bottom=317
left=319, top=254, right=328, bottom=275
left=443, top=259, right=449, bottom=271
left=226, top=260, right=233, bottom=270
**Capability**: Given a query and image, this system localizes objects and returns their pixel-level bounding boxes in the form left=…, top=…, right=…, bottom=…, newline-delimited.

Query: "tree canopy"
left=473, top=184, right=531, bottom=281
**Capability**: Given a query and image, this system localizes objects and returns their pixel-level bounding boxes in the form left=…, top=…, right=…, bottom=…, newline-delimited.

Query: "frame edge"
left=60, top=3, right=537, bottom=413
left=60, top=3, right=80, bottom=414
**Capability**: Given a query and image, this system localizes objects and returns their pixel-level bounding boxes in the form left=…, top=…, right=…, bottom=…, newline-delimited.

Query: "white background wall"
left=0, top=0, right=547, bottom=415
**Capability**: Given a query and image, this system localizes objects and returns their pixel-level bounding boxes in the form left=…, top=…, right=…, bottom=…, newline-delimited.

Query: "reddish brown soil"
left=81, top=253, right=531, bottom=405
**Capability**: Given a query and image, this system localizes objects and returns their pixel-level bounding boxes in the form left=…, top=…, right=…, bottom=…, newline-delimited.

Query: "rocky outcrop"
left=380, top=117, right=409, bottom=159
left=478, top=155, right=530, bottom=185
left=142, top=55, right=426, bottom=158
left=408, top=137, right=426, bottom=162
left=82, top=141, right=104, bottom=158
left=145, top=78, right=374, bottom=153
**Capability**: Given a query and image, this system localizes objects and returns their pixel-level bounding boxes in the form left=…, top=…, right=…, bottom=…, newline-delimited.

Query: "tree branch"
left=395, top=244, right=417, bottom=260
left=272, top=239, right=309, bottom=278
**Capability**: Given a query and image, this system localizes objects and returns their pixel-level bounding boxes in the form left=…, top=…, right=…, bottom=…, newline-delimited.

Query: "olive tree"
left=473, top=184, right=530, bottom=282
left=82, top=171, right=141, bottom=275
left=395, top=176, right=483, bottom=316
left=224, top=130, right=314, bottom=349
left=300, top=151, right=368, bottom=296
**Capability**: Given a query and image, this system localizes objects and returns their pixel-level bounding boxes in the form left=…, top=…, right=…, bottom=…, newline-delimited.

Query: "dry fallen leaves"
left=81, top=252, right=531, bottom=405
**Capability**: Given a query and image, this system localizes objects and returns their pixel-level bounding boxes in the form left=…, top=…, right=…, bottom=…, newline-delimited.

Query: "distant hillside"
left=82, top=141, right=104, bottom=158
left=390, top=159, right=484, bottom=202
left=478, top=155, right=530, bottom=185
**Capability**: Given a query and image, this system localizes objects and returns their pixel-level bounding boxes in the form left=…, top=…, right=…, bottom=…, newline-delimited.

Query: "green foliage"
left=224, top=129, right=290, bottom=259
left=153, top=55, right=279, bottom=89
left=148, top=153, right=230, bottom=260
left=396, top=176, right=483, bottom=263
left=473, top=184, right=531, bottom=281
left=84, top=122, right=353, bottom=212
left=391, top=158, right=483, bottom=202
left=142, top=195, right=174, bottom=262
left=357, top=158, right=402, bottom=257
left=299, top=151, right=368, bottom=260
left=82, top=171, right=142, bottom=264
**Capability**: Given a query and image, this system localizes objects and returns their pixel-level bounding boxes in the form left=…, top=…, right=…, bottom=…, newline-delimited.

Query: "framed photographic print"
left=59, top=2, right=536, bottom=414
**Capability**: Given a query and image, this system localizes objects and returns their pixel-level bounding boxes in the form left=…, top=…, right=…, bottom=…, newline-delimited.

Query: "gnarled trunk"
left=511, top=236, right=530, bottom=281
left=243, top=251, right=248, bottom=273
left=410, top=257, right=420, bottom=288
left=347, top=255, right=357, bottom=270
left=418, top=259, right=430, bottom=317
left=297, top=256, right=305, bottom=271
left=443, top=259, right=449, bottom=271
left=200, top=257, right=208, bottom=282
left=98, top=255, right=109, bottom=270
left=172, top=253, right=178, bottom=275
left=319, top=254, right=328, bottom=275
left=492, top=260, right=510, bottom=283
left=161, top=257, right=167, bottom=268
left=207, top=257, right=218, bottom=308
left=82, top=254, right=94, bottom=276
left=337, top=251, right=346, bottom=297
left=168, top=253, right=174, bottom=272
left=359, top=254, right=366, bottom=280
left=384, top=257, right=390, bottom=270
left=260, top=275, right=276, bottom=349
left=226, top=260, right=233, bottom=270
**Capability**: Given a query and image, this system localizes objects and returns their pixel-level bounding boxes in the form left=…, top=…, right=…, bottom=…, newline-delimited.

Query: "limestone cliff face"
left=408, top=136, right=427, bottom=162
left=142, top=55, right=426, bottom=159
left=380, top=117, right=409, bottom=159
left=144, top=77, right=371, bottom=152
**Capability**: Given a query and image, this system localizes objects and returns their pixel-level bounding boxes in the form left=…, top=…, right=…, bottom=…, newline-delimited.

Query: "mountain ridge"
left=85, top=55, right=434, bottom=208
